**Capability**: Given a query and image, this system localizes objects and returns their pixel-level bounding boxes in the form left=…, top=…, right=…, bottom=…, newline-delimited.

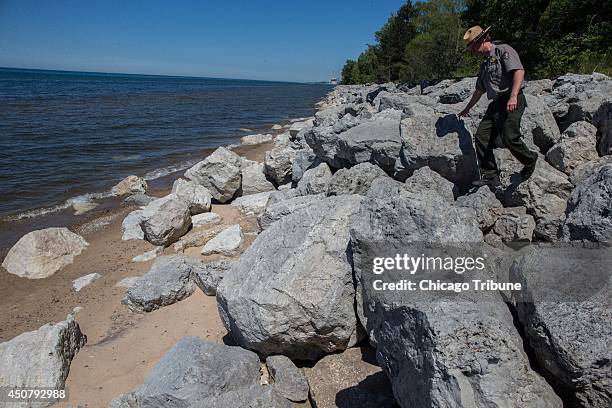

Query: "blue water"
left=0, top=68, right=332, bottom=219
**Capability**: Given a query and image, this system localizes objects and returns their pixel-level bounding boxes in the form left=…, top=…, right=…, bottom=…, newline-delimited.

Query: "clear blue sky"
left=0, top=0, right=407, bottom=82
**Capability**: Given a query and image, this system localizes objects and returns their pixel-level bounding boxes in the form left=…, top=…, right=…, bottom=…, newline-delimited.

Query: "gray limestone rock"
left=109, top=337, right=291, bottom=407
left=563, top=163, right=612, bottom=242
left=241, top=162, right=275, bottom=195
left=594, top=99, right=612, bottom=156
left=171, top=178, right=213, bottom=215
left=258, top=194, right=325, bottom=231
left=140, top=196, right=192, bottom=246
left=264, top=146, right=297, bottom=185
left=291, top=147, right=321, bottom=183
left=72, top=272, right=102, bottom=291
left=546, top=121, right=599, bottom=174
left=510, top=245, right=612, bottom=407
left=184, top=147, right=243, bottom=203
left=217, top=195, right=365, bottom=360
left=493, top=209, right=536, bottom=242
left=266, top=355, right=309, bottom=402
left=2, top=227, right=88, bottom=279
left=455, top=186, right=503, bottom=231
left=193, top=259, right=234, bottom=296
left=326, top=162, right=389, bottom=196
left=111, top=175, right=148, bottom=196
left=522, top=94, right=562, bottom=153
left=349, top=195, right=561, bottom=408
left=495, top=150, right=573, bottom=241
left=231, top=191, right=272, bottom=215
left=0, top=315, right=86, bottom=398
left=122, top=255, right=199, bottom=313
left=397, top=110, right=479, bottom=187
left=201, top=224, right=243, bottom=256
left=296, top=162, right=332, bottom=195
left=403, top=166, right=456, bottom=202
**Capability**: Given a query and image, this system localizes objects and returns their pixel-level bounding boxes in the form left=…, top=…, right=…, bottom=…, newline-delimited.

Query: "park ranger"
left=459, top=26, right=538, bottom=186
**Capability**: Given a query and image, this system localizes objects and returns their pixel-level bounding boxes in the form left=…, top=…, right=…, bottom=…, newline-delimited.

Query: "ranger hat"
left=463, top=25, right=492, bottom=51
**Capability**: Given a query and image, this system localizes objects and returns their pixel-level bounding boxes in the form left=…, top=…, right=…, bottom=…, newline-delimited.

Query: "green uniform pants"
left=474, top=92, right=537, bottom=179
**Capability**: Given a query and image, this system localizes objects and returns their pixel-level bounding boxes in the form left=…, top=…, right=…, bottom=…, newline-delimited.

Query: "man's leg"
left=474, top=104, right=499, bottom=182
left=500, top=93, right=538, bottom=178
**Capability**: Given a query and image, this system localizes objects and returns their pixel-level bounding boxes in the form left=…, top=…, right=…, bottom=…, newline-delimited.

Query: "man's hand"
left=507, top=95, right=518, bottom=112
left=458, top=108, right=470, bottom=117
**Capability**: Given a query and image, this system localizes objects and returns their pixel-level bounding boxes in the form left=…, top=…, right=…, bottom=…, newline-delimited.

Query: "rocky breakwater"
left=1, top=73, right=610, bottom=408
left=216, top=73, right=610, bottom=407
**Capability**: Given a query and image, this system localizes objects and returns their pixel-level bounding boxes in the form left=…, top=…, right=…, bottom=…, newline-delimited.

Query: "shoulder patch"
left=502, top=51, right=510, bottom=59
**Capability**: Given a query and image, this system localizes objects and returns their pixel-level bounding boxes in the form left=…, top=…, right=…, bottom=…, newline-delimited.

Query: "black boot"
left=520, top=158, right=538, bottom=180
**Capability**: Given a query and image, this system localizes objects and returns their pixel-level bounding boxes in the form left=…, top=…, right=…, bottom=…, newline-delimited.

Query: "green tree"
left=375, top=2, right=418, bottom=81
left=399, top=0, right=469, bottom=81
left=353, top=46, right=382, bottom=84
left=341, top=59, right=357, bottom=84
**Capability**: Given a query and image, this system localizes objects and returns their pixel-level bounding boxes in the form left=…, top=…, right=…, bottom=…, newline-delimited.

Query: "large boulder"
left=492, top=208, right=536, bottom=242
left=403, top=166, right=456, bottom=202
left=495, top=150, right=573, bottom=241
left=217, top=195, right=365, bottom=360
left=396, top=110, right=479, bottom=187
left=111, top=175, right=148, bottom=196
left=264, top=146, right=297, bottom=185
left=122, top=255, right=202, bottom=313
left=546, top=121, right=599, bottom=174
left=171, top=178, right=212, bottom=215
left=0, top=315, right=86, bottom=396
left=510, top=245, right=612, bottom=407
left=140, top=196, right=192, bottom=246
left=306, top=109, right=403, bottom=174
left=545, top=73, right=612, bottom=132
left=373, top=92, right=436, bottom=114
left=455, top=186, right=503, bottom=231
left=258, top=194, right=325, bottom=231
left=424, top=77, right=477, bottom=104
left=521, top=94, right=561, bottom=153
left=289, top=118, right=314, bottom=138
left=326, top=162, right=388, bottom=196
left=109, top=336, right=291, bottom=408
left=122, top=210, right=147, bottom=241
left=240, top=163, right=275, bottom=195
left=296, top=162, right=332, bottom=195
left=562, top=163, right=612, bottom=242
left=291, top=147, right=321, bottom=183
left=184, top=147, right=243, bottom=203
left=2, top=228, right=88, bottom=279
left=349, top=195, right=562, bottom=408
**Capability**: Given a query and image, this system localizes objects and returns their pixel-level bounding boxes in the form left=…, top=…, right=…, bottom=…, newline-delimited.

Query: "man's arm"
left=506, top=69, right=524, bottom=112
left=459, top=88, right=485, bottom=117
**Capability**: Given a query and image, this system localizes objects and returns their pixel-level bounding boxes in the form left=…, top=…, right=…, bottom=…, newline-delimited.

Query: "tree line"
left=341, top=0, right=611, bottom=84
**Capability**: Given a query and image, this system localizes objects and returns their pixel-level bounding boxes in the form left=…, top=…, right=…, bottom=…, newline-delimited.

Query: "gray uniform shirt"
left=476, top=43, right=524, bottom=100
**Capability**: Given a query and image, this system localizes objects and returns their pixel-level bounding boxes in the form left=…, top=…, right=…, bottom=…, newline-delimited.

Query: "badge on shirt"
left=502, top=51, right=510, bottom=59
left=490, top=57, right=498, bottom=64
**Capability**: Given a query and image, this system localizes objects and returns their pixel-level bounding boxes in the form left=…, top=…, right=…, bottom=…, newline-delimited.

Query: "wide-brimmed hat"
left=463, top=25, right=491, bottom=51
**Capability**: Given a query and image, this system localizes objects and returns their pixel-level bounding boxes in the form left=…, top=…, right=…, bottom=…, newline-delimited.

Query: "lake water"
left=0, top=67, right=332, bottom=220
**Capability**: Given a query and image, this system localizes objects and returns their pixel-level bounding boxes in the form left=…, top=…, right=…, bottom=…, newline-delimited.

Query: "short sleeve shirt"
left=476, top=44, right=524, bottom=100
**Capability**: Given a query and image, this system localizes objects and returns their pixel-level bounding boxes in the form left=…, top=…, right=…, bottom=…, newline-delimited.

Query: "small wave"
left=144, top=159, right=199, bottom=181
left=3, top=191, right=114, bottom=221
left=112, top=154, right=143, bottom=161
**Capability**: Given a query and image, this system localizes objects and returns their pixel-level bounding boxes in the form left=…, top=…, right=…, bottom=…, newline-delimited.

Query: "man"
left=459, top=26, right=538, bottom=186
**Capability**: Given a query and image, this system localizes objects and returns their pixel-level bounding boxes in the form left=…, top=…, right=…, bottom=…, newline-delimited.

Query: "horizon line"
left=0, top=66, right=331, bottom=85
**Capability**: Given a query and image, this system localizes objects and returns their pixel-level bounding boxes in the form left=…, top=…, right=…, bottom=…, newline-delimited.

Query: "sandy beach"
left=0, top=140, right=291, bottom=406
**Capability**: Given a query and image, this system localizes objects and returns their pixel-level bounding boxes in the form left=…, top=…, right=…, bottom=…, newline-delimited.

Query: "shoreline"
left=0, top=123, right=290, bottom=260
left=0, top=128, right=294, bottom=406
